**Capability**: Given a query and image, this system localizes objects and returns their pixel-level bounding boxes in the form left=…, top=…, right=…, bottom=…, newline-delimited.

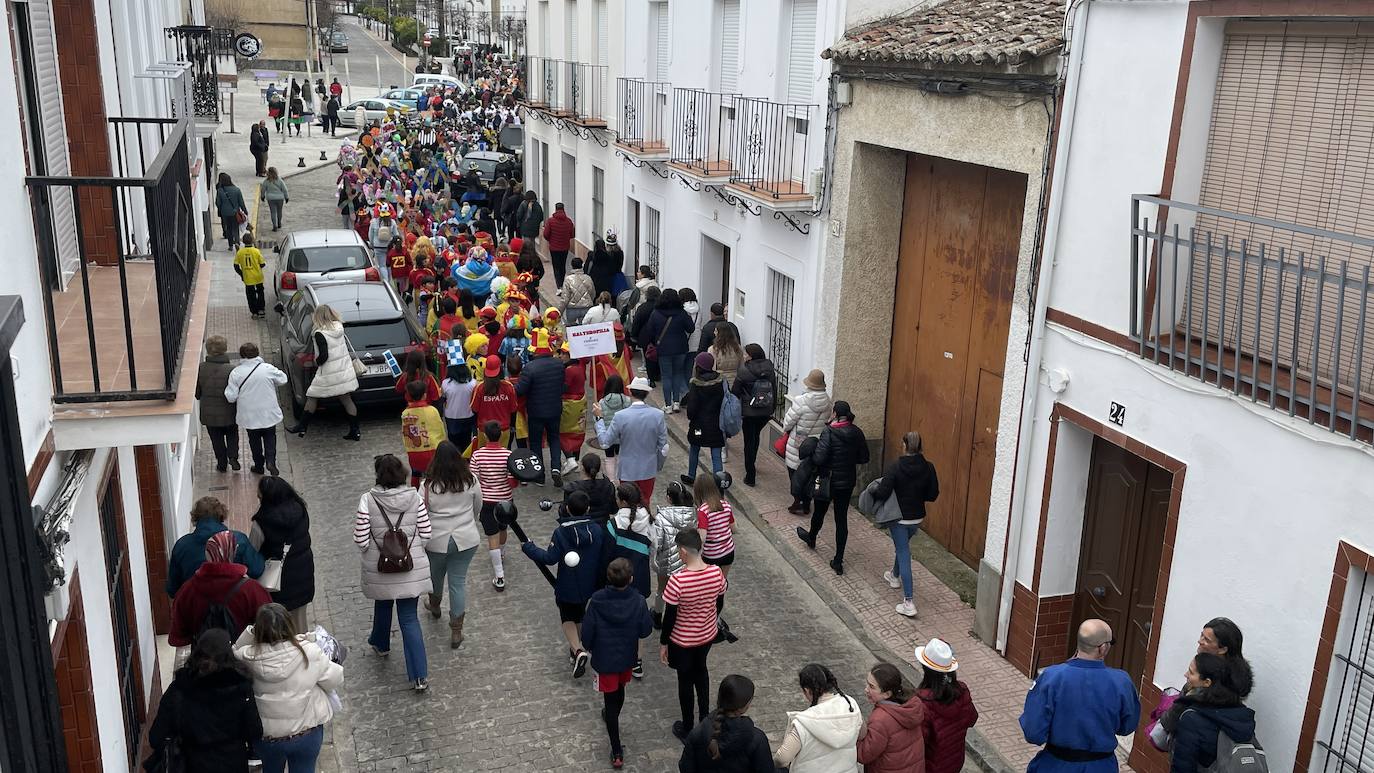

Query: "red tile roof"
left=822, top=0, right=1066, bottom=66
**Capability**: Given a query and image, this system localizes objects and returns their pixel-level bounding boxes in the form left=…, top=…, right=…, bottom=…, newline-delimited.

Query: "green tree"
left=392, top=16, right=418, bottom=48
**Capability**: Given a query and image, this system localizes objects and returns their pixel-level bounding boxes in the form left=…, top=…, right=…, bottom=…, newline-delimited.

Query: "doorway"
left=885, top=153, right=1025, bottom=567
left=700, top=236, right=732, bottom=309
left=626, top=197, right=640, bottom=269
left=1072, top=436, right=1170, bottom=685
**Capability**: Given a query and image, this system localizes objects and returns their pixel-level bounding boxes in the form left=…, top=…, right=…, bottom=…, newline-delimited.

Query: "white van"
left=413, top=73, right=462, bottom=90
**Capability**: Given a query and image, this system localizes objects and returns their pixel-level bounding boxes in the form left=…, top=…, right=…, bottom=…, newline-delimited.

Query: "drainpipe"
left=995, top=0, right=1094, bottom=653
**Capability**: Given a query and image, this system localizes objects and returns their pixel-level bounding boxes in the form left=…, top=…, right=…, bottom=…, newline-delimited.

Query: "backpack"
left=1209, top=732, right=1268, bottom=773
left=747, top=372, right=775, bottom=411
left=370, top=495, right=415, bottom=574
left=198, top=576, right=249, bottom=639
left=617, top=287, right=640, bottom=323
left=719, top=389, right=743, bottom=437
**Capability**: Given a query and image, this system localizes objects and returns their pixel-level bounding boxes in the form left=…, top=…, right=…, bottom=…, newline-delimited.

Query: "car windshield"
left=345, top=319, right=415, bottom=350
left=287, top=245, right=369, bottom=273
left=466, top=157, right=499, bottom=178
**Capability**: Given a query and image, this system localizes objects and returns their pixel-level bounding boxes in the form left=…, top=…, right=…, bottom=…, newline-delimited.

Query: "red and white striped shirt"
left=696, top=502, right=736, bottom=559
left=470, top=444, right=514, bottom=502
left=662, top=565, right=727, bottom=648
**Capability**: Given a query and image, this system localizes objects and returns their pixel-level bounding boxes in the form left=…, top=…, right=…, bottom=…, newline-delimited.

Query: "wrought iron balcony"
left=565, top=62, right=608, bottom=126
left=669, top=89, right=739, bottom=178
left=1129, top=195, right=1374, bottom=442
left=615, top=78, right=670, bottom=155
left=726, top=98, right=818, bottom=202
left=522, top=55, right=557, bottom=108
left=27, top=118, right=200, bottom=403
left=165, top=25, right=231, bottom=124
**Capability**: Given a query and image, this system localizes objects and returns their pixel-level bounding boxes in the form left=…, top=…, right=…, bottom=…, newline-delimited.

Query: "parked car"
left=329, top=32, right=349, bottom=53
left=275, top=281, right=426, bottom=417
left=337, top=98, right=414, bottom=127
left=381, top=87, right=429, bottom=104
left=272, top=229, right=379, bottom=302
left=413, top=73, right=463, bottom=90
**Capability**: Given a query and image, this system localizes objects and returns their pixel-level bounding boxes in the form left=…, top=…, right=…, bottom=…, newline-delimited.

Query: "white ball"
left=563, top=552, right=581, bottom=567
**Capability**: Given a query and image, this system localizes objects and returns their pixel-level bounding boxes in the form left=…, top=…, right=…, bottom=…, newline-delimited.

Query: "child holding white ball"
left=520, top=489, right=608, bottom=679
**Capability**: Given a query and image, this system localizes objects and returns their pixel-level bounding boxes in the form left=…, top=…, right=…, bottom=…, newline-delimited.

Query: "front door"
left=1072, top=436, right=1171, bottom=685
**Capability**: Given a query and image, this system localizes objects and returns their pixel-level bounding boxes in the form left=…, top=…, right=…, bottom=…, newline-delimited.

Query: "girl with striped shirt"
left=659, top=528, right=727, bottom=742
left=693, top=473, right=736, bottom=578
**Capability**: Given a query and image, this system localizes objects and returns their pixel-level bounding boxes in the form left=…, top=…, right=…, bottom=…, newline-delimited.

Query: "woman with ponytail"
left=914, top=638, right=979, bottom=773
left=857, top=662, right=927, bottom=772
left=678, top=674, right=773, bottom=772
left=772, top=663, right=863, bottom=773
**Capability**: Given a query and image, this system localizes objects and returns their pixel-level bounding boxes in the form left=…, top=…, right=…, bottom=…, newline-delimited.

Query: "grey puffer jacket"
left=650, top=505, right=697, bottom=576
left=782, top=387, right=834, bottom=470
left=196, top=353, right=237, bottom=427
left=354, top=486, right=431, bottom=600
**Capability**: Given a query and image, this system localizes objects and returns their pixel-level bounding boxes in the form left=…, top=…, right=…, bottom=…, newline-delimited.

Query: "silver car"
left=337, top=98, right=414, bottom=127
left=273, top=229, right=379, bottom=302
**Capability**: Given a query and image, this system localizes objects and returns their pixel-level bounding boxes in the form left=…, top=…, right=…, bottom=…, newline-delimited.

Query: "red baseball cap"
left=484, top=354, right=503, bottom=378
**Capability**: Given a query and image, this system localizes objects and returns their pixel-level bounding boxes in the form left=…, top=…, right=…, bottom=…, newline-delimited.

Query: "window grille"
left=1319, top=571, right=1374, bottom=770
left=592, top=166, right=604, bottom=241
left=99, top=471, right=142, bottom=769
left=645, top=206, right=661, bottom=276
left=766, top=268, right=795, bottom=422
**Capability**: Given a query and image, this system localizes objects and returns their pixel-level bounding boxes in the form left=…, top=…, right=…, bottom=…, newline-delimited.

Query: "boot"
left=286, top=411, right=312, bottom=437
left=343, top=416, right=361, bottom=441
left=449, top=614, right=465, bottom=649
left=425, top=592, right=442, bottom=620
left=787, top=498, right=807, bottom=516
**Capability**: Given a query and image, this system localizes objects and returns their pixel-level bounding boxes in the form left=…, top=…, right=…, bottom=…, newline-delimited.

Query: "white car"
left=337, top=98, right=413, bottom=127
left=413, top=73, right=463, bottom=90
left=272, top=229, right=379, bottom=302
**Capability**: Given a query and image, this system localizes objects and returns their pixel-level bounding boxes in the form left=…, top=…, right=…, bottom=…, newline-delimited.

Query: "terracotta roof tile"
left=822, top=0, right=1066, bottom=66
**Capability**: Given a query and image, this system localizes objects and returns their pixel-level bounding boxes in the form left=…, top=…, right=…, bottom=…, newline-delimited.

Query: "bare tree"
left=205, top=0, right=249, bottom=30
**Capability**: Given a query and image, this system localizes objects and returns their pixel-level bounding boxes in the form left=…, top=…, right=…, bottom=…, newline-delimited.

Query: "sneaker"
left=679, top=474, right=694, bottom=487
left=551, top=469, right=563, bottom=488
left=672, top=721, right=690, bottom=743
left=370, top=644, right=389, bottom=658
left=573, top=649, right=590, bottom=679
left=414, top=677, right=429, bottom=692
left=663, top=406, right=672, bottom=415
left=795, top=526, right=816, bottom=550
left=561, top=457, right=579, bottom=476
left=883, top=570, right=902, bottom=589
left=632, top=659, right=644, bottom=679
left=492, top=576, right=506, bottom=592
left=895, top=600, right=918, bottom=618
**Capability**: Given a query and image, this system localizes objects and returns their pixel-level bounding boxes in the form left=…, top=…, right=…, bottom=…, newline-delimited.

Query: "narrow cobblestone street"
left=193, top=163, right=984, bottom=772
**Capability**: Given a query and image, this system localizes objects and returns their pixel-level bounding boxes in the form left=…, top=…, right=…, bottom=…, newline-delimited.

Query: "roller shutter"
left=786, top=0, right=816, bottom=103
left=719, top=0, right=739, bottom=92
left=26, top=0, right=78, bottom=284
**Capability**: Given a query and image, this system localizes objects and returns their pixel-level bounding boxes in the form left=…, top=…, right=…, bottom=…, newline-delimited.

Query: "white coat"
left=224, top=357, right=289, bottom=430
left=355, top=485, right=432, bottom=600
left=306, top=323, right=359, bottom=399
left=422, top=480, right=483, bottom=553
left=782, top=388, right=834, bottom=470
left=785, top=692, right=863, bottom=773
left=233, top=628, right=343, bottom=738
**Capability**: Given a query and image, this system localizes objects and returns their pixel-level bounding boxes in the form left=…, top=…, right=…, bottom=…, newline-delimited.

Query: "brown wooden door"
left=1072, top=436, right=1171, bottom=685
left=885, top=154, right=1025, bottom=567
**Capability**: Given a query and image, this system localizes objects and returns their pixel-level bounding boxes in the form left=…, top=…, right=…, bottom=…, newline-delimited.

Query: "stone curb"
left=659, top=417, right=1016, bottom=773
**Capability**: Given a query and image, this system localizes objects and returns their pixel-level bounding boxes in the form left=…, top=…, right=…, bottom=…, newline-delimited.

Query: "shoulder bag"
left=258, top=542, right=290, bottom=592
left=339, top=330, right=367, bottom=377
left=644, top=316, right=674, bottom=363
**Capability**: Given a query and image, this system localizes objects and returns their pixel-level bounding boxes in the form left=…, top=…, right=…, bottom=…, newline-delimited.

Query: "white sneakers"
left=895, top=600, right=918, bottom=618
left=882, top=570, right=902, bottom=589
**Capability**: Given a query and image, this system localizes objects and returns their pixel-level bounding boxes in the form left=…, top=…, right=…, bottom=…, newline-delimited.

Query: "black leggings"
left=669, top=641, right=713, bottom=729
left=741, top=415, right=770, bottom=479
left=809, top=486, right=855, bottom=563
left=603, top=687, right=625, bottom=755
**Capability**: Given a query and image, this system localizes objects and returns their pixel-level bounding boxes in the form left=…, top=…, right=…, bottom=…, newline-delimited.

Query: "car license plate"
left=365, top=363, right=391, bottom=376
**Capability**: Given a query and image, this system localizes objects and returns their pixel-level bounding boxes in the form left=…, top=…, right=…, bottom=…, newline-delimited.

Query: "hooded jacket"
left=683, top=371, right=726, bottom=448
left=919, top=685, right=979, bottom=773
left=783, top=692, right=864, bottom=773
left=516, top=199, right=545, bottom=238
left=731, top=358, right=777, bottom=419
left=871, top=452, right=939, bottom=522
left=167, top=520, right=265, bottom=597
left=580, top=584, right=653, bottom=674
left=813, top=421, right=870, bottom=491
left=354, top=485, right=432, bottom=600
left=651, top=505, right=697, bottom=577
left=782, top=388, right=834, bottom=470
left=168, top=561, right=273, bottom=647
left=144, top=666, right=261, bottom=773
left=233, top=629, right=343, bottom=738
left=565, top=477, right=618, bottom=522
left=252, top=498, right=315, bottom=612
left=542, top=209, right=575, bottom=250
left=195, top=353, right=237, bottom=427
left=1169, top=701, right=1257, bottom=773
left=521, top=515, right=608, bottom=604
left=607, top=514, right=653, bottom=598
left=679, top=714, right=775, bottom=773
left=856, top=696, right=927, bottom=773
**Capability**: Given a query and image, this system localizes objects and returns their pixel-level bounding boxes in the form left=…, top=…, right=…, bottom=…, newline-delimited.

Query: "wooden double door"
left=1072, top=436, right=1171, bottom=685
left=885, top=154, right=1026, bottom=567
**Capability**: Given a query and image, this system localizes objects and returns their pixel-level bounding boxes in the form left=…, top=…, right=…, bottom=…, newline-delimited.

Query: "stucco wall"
left=817, top=75, right=1052, bottom=568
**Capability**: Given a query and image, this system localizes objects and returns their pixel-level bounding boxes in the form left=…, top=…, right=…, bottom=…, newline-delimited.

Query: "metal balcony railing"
left=616, top=78, right=670, bottom=154
left=566, top=62, right=608, bottom=126
left=728, top=98, right=817, bottom=200
left=165, top=25, right=231, bottom=123
left=523, top=55, right=557, bottom=107
left=28, top=118, right=199, bottom=403
left=669, top=89, right=739, bottom=177
left=1129, top=195, right=1374, bottom=442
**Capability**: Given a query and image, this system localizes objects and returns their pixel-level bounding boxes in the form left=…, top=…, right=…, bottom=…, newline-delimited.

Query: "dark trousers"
left=245, top=284, right=266, bottom=315
left=246, top=427, right=278, bottom=467
left=809, top=486, right=855, bottom=563
left=550, top=249, right=569, bottom=288
left=603, top=687, right=626, bottom=756
left=668, top=641, right=713, bottom=729
left=252, top=151, right=266, bottom=176
left=527, top=414, right=561, bottom=473
left=445, top=416, right=475, bottom=452
left=206, top=424, right=239, bottom=466
left=741, top=415, right=770, bottom=481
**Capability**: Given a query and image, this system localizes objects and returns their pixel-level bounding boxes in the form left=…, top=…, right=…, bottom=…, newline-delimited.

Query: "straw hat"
left=915, top=638, right=958, bottom=673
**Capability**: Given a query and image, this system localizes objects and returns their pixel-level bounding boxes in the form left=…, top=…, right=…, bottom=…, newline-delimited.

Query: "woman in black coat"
left=798, top=400, right=869, bottom=576
left=586, top=237, right=621, bottom=298
left=680, top=352, right=726, bottom=484
left=250, top=477, right=314, bottom=633
left=144, top=629, right=261, bottom=773
left=564, top=454, right=617, bottom=522
left=731, top=344, right=777, bottom=487
left=640, top=288, right=696, bottom=412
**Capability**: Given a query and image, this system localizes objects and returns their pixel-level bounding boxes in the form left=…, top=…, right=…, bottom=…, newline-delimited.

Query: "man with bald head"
left=1019, top=618, right=1141, bottom=771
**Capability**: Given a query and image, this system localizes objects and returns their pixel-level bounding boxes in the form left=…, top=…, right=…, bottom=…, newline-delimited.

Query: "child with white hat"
left=915, top=638, right=980, bottom=773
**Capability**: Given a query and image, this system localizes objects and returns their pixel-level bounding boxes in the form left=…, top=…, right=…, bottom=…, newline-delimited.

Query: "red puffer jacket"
left=920, top=684, right=979, bottom=773
left=542, top=210, right=575, bottom=251
left=857, top=695, right=927, bottom=773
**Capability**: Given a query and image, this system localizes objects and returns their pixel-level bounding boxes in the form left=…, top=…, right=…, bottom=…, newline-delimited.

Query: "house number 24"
left=1108, top=402, right=1126, bottom=427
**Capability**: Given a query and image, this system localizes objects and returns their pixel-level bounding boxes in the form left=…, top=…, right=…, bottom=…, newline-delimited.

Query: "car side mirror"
left=273, top=302, right=285, bottom=315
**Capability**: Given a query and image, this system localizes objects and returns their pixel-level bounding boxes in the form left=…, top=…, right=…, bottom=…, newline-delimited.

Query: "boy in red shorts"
left=581, top=557, right=654, bottom=769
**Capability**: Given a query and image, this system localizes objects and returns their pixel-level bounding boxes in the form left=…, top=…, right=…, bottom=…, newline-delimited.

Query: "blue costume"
left=1020, top=658, right=1141, bottom=772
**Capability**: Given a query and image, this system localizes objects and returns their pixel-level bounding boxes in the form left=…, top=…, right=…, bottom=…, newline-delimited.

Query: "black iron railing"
left=728, top=98, right=817, bottom=199
left=165, top=25, right=229, bottom=122
left=523, top=55, right=556, bottom=107
left=670, top=89, right=738, bottom=176
left=28, top=118, right=199, bottom=403
left=1130, top=195, right=1374, bottom=442
left=616, top=78, right=670, bottom=153
left=566, top=62, right=608, bottom=125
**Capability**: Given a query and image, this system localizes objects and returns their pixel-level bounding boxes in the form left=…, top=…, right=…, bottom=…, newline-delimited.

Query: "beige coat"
left=354, top=485, right=432, bottom=599
left=233, top=629, right=343, bottom=738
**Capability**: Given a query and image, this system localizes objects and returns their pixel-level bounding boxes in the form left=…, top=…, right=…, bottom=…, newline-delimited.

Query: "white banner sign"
left=566, top=322, right=617, bottom=359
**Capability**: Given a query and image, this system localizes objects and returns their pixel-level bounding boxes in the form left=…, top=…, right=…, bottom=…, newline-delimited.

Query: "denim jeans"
left=368, top=597, right=428, bottom=681
left=256, top=724, right=323, bottom=773
left=686, top=444, right=723, bottom=481
left=659, top=353, right=692, bottom=406
left=427, top=538, right=478, bottom=618
left=374, top=251, right=391, bottom=284
left=527, top=414, right=561, bottom=473
left=267, top=199, right=285, bottom=229
left=889, top=521, right=921, bottom=600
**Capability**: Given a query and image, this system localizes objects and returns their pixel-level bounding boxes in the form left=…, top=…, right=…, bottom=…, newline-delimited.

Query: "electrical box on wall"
left=835, top=80, right=852, bottom=106
left=735, top=289, right=746, bottom=318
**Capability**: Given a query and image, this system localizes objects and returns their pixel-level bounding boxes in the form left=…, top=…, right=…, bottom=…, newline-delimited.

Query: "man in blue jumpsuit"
left=1020, top=618, right=1141, bottom=771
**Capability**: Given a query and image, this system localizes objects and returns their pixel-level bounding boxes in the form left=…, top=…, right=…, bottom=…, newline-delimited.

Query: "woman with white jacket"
left=421, top=441, right=483, bottom=649
left=287, top=304, right=362, bottom=441
left=581, top=291, right=621, bottom=325
left=773, top=663, right=863, bottom=773
left=355, top=454, right=432, bottom=691
left=234, top=603, right=343, bottom=773
left=782, top=369, right=835, bottom=514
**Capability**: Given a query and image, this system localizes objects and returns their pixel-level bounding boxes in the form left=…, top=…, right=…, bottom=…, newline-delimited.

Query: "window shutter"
left=719, top=0, right=740, bottom=92
left=567, top=0, right=578, bottom=61
left=28, top=0, right=78, bottom=283
left=652, top=2, right=670, bottom=82
left=597, top=0, right=608, bottom=67
left=540, top=1, right=550, bottom=56
left=786, top=0, right=817, bottom=103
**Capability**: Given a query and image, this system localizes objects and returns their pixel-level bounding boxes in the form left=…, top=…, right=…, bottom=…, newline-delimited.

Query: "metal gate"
left=766, top=268, right=795, bottom=421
